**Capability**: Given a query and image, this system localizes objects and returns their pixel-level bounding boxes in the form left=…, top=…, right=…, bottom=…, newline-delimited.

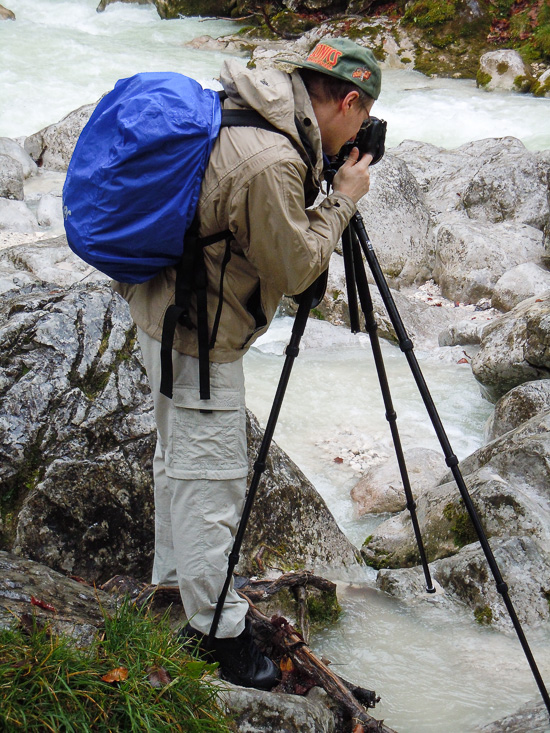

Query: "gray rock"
left=356, top=152, right=433, bottom=287
left=217, top=683, right=338, bottom=732
left=36, top=193, right=63, bottom=230
left=478, top=50, right=534, bottom=92
left=471, top=294, right=550, bottom=401
left=0, top=282, right=360, bottom=582
left=0, top=138, right=37, bottom=179
left=390, top=137, right=549, bottom=232
left=0, top=154, right=24, bottom=200
left=486, top=380, right=550, bottom=440
left=350, top=447, right=447, bottom=515
left=0, top=198, right=38, bottom=233
left=491, top=262, right=550, bottom=312
left=0, top=550, right=116, bottom=646
left=365, top=407, right=550, bottom=628
left=458, top=140, right=550, bottom=231
left=24, top=103, right=96, bottom=171
left=378, top=535, right=550, bottom=631
left=433, top=213, right=544, bottom=304
left=438, top=318, right=486, bottom=346
left=0, top=235, right=107, bottom=294
left=475, top=698, right=550, bottom=733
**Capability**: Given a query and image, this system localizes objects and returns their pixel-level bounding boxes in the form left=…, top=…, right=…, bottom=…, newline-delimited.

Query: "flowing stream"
left=2, top=1, right=550, bottom=730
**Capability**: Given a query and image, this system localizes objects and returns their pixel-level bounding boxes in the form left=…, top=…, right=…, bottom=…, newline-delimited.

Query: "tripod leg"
left=207, top=278, right=318, bottom=647
left=344, top=224, right=435, bottom=593
left=351, top=211, right=550, bottom=719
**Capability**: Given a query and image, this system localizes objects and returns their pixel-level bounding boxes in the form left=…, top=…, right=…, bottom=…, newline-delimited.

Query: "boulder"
left=0, top=199, right=38, bottom=233
left=0, top=282, right=360, bottom=582
left=475, top=698, right=550, bottom=733
left=477, top=50, right=534, bottom=92
left=0, top=551, right=116, bottom=645
left=356, top=152, right=433, bottom=287
left=0, top=4, right=15, bottom=19
left=491, top=262, right=550, bottom=312
left=378, top=536, right=550, bottom=631
left=486, top=379, right=550, bottom=441
left=391, top=137, right=550, bottom=233
left=432, top=214, right=544, bottom=304
left=36, top=193, right=63, bottom=230
left=0, top=154, right=24, bottom=200
left=24, top=103, right=96, bottom=171
left=0, top=137, right=37, bottom=179
left=534, top=68, right=550, bottom=98
left=471, top=294, right=550, bottom=401
left=350, top=447, right=447, bottom=515
left=0, top=235, right=107, bottom=294
left=364, top=407, right=550, bottom=628
left=437, top=317, right=486, bottom=347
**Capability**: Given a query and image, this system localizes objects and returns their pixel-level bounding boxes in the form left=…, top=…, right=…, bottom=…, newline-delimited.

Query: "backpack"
left=62, top=71, right=282, bottom=401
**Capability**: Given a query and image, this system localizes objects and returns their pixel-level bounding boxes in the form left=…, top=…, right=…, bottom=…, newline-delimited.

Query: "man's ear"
left=341, top=90, right=360, bottom=114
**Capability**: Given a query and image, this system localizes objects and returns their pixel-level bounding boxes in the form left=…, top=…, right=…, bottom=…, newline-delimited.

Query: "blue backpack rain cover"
left=63, top=72, right=222, bottom=284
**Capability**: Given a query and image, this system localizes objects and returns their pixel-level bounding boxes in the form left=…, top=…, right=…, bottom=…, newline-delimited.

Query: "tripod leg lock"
left=445, top=454, right=459, bottom=468
left=285, top=345, right=300, bottom=358
left=497, top=581, right=509, bottom=596
left=253, top=460, right=266, bottom=473
left=399, top=338, right=413, bottom=353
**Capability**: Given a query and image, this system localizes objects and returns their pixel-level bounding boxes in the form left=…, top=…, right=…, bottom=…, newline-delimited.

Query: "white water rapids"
left=2, top=1, right=550, bottom=730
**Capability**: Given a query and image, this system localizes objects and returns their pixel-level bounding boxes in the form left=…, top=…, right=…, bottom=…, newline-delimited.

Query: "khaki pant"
left=137, top=327, right=249, bottom=638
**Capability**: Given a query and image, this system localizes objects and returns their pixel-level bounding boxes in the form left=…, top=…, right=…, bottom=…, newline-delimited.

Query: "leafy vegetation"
left=0, top=600, right=232, bottom=732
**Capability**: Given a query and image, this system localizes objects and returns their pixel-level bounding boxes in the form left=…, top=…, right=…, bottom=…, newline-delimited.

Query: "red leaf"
left=457, top=358, right=469, bottom=364
left=30, top=596, right=56, bottom=613
left=334, top=457, right=344, bottom=464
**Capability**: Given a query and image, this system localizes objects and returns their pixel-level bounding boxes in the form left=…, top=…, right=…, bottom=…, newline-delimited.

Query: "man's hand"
left=331, top=147, right=373, bottom=204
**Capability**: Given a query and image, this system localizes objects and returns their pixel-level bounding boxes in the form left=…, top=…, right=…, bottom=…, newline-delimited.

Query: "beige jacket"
left=113, top=60, right=356, bottom=362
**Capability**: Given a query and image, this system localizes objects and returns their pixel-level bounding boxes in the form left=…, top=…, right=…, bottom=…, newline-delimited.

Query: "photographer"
left=113, top=37, right=381, bottom=690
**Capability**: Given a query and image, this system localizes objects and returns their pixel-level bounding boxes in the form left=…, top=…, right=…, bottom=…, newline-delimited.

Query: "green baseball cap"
left=280, top=38, right=382, bottom=100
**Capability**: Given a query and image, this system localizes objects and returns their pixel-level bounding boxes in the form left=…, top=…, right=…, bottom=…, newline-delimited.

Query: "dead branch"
left=243, top=594, right=398, bottom=733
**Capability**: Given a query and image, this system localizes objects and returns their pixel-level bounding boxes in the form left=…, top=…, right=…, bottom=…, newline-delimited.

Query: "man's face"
left=318, top=93, right=374, bottom=157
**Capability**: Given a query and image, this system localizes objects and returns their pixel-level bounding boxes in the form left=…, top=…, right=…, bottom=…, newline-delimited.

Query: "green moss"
left=496, top=61, right=509, bottom=74
left=306, top=591, right=341, bottom=627
left=310, top=308, right=326, bottom=321
left=403, top=0, right=456, bottom=28
left=474, top=605, right=493, bottom=625
left=476, top=70, right=492, bottom=88
left=401, top=56, right=413, bottom=64
left=443, top=501, right=478, bottom=548
left=513, top=74, right=534, bottom=92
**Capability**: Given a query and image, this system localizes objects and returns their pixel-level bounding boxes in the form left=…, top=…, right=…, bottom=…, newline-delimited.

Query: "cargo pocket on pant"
left=166, top=386, right=248, bottom=481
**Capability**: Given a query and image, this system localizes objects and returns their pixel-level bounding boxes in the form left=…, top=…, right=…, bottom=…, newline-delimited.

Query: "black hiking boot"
left=179, top=621, right=280, bottom=691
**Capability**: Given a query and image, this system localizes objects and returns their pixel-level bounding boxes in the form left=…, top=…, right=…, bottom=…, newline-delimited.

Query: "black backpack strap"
left=160, top=223, right=232, bottom=402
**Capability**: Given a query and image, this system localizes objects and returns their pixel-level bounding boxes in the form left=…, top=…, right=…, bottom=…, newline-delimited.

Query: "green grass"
left=0, top=600, right=232, bottom=732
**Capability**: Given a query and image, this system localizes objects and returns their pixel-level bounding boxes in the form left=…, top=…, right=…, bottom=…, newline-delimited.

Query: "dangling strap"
left=159, top=224, right=232, bottom=401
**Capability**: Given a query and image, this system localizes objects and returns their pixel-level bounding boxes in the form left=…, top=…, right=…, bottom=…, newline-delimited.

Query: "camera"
left=339, top=116, right=387, bottom=166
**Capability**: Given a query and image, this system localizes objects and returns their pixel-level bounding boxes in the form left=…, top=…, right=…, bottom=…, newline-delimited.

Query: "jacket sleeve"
left=228, top=155, right=356, bottom=296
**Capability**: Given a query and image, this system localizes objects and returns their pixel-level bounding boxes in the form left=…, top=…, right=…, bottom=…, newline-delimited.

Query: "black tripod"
left=209, top=211, right=550, bottom=721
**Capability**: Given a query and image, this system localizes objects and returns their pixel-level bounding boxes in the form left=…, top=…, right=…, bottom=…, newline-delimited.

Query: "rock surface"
left=478, top=50, right=534, bottom=92
left=0, top=274, right=360, bottom=582
left=471, top=294, right=550, bottom=401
